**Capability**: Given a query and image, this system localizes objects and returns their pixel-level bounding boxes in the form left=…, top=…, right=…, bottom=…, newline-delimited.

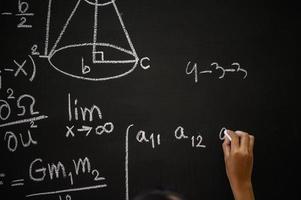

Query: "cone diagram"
left=47, top=0, right=139, bottom=81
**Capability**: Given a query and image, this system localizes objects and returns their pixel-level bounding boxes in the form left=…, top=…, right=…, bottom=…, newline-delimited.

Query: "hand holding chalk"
left=224, top=129, right=232, bottom=142
left=219, top=128, right=232, bottom=143
left=222, top=130, right=255, bottom=200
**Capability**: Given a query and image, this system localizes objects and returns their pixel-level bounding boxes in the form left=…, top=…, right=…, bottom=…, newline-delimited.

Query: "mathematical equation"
left=0, top=0, right=251, bottom=199
left=127, top=124, right=229, bottom=149
left=0, top=54, right=37, bottom=90
left=1, top=0, right=34, bottom=28
left=0, top=88, right=48, bottom=152
left=186, top=61, right=248, bottom=82
left=66, top=93, right=114, bottom=138
left=0, top=157, right=107, bottom=199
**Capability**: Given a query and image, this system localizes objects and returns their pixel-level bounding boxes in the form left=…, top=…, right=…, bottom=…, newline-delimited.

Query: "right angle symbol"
left=44, top=0, right=143, bottom=81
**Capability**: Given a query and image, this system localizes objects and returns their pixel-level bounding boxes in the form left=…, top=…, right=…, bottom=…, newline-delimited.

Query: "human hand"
left=222, top=130, right=255, bottom=200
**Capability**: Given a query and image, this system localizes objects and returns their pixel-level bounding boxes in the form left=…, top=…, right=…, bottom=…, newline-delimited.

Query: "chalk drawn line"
left=44, top=0, right=53, bottom=56
left=26, top=184, right=107, bottom=197
left=48, top=43, right=139, bottom=81
left=1, top=12, right=13, bottom=15
left=48, top=0, right=82, bottom=57
left=125, top=125, right=132, bottom=200
left=0, top=115, right=48, bottom=128
left=84, top=0, right=115, bottom=7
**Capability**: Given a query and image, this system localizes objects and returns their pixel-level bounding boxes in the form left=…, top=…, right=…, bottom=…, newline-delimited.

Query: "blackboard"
left=0, top=0, right=299, bottom=199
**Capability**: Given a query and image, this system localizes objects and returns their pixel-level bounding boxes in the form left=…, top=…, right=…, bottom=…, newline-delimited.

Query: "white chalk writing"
left=27, top=157, right=107, bottom=197
left=1, top=0, right=34, bottom=28
left=186, top=61, right=248, bottom=82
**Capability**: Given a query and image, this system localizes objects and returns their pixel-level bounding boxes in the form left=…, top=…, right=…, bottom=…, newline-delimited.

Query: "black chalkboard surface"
left=0, top=0, right=299, bottom=199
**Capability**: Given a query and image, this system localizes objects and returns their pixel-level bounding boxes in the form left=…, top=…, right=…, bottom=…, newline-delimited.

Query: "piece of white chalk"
left=224, top=129, right=232, bottom=141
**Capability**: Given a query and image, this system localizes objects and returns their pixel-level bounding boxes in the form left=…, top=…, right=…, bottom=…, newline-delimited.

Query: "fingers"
left=249, top=135, right=255, bottom=154
left=223, top=129, right=254, bottom=154
left=222, top=139, right=230, bottom=157
left=227, top=130, right=239, bottom=152
left=236, top=131, right=250, bottom=153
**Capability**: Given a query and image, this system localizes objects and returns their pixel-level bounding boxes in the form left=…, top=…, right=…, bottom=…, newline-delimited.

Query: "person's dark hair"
left=133, top=189, right=186, bottom=200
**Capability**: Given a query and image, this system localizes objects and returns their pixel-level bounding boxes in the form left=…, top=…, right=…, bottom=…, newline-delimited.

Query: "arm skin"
left=222, top=130, right=255, bottom=200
